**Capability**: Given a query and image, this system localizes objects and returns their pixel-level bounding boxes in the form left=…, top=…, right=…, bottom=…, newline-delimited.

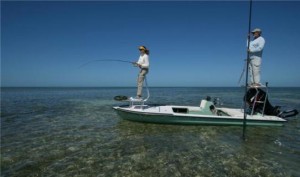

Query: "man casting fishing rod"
left=132, top=46, right=150, bottom=100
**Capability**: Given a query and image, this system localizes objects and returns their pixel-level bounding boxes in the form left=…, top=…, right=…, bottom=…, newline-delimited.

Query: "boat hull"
left=113, top=105, right=286, bottom=126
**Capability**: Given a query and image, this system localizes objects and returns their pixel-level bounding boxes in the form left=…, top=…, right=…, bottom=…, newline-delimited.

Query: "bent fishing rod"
left=78, top=59, right=135, bottom=69
left=79, top=59, right=151, bottom=100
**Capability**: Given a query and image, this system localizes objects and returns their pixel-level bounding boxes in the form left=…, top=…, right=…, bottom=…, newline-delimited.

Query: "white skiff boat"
left=113, top=84, right=299, bottom=126
left=113, top=97, right=287, bottom=126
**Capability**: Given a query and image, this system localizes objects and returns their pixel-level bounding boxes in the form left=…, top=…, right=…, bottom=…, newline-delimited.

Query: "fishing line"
left=79, top=59, right=150, bottom=100
left=78, top=59, right=134, bottom=69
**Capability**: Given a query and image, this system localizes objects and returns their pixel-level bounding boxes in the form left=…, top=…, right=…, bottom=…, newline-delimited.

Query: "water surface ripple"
left=1, top=87, right=299, bottom=176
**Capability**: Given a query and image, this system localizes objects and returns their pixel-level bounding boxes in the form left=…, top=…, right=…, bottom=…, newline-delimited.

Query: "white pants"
left=249, top=57, right=261, bottom=84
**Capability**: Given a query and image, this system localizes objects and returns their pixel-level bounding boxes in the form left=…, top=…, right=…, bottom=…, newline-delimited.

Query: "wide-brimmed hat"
left=251, top=28, right=262, bottom=33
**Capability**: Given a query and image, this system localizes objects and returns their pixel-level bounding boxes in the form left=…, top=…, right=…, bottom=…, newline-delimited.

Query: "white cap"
left=252, top=28, right=262, bottom=33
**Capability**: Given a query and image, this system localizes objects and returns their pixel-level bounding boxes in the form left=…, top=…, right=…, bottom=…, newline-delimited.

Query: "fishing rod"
left=78, top=59, right=135, bottom=69
left=79, top=59, right=151, bottom=101
left=242, top=0, right=253, bottom=140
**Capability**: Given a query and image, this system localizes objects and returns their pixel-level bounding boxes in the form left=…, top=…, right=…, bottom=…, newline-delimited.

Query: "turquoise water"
left=1, top=87, right=300, bottom=176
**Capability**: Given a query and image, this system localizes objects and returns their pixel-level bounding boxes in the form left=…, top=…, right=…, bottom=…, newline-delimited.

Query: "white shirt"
left=249, top=36, right=265, bottom=59
left=137, top=54, right=149, bottom=69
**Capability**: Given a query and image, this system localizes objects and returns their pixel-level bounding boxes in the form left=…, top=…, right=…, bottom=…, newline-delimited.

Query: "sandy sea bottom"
left=1, top=87, right=300, bottom=176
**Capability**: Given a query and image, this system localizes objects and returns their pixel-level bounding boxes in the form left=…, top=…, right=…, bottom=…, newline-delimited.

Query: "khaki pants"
left=249, top=57, right=261, bottom=84
left=137, top=68, right=148, bottom=97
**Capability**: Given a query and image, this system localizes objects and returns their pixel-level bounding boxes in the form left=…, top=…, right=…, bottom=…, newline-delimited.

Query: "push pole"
left=242, top=0, right=253, bottom=140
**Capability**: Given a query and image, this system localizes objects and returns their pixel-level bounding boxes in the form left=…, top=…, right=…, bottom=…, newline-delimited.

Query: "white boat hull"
left=113, top=104, right=286, bottom=126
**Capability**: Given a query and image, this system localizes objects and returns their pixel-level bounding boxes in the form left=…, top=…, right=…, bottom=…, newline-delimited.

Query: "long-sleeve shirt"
left=249, top=36, right=265, bottom=59
left=137, top=54, right=149, bottom=69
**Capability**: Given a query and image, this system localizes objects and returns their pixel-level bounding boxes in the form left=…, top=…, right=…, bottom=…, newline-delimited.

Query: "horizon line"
left=1, top=86, right=300, bottom=88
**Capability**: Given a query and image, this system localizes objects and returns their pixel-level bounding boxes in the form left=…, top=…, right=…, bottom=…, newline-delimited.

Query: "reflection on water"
left=1, top=87, right=300, bottom=176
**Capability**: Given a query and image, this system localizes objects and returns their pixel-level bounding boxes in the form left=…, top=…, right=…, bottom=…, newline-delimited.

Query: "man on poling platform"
left=248, top=28, right=265, bottom=87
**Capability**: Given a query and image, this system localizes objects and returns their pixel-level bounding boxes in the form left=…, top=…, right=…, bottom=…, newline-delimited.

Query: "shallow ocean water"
left=1, top=87, right=300, bottom=177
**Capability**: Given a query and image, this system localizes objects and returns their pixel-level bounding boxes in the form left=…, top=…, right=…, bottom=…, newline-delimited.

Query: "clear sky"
left=2, top=1, right=300, bottom=87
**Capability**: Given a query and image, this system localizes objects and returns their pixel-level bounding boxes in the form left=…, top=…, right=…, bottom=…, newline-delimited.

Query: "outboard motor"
left=245, top=88, right=298, bottom=118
